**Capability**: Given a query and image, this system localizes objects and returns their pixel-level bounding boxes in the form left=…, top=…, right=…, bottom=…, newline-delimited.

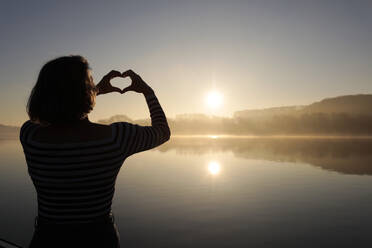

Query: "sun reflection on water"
left=208, top=161, right=221, bottom=175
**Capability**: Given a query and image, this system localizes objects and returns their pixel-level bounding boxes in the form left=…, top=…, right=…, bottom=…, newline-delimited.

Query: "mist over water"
left=1, top=137, right=372, bottom=247
left=159, top=136, right=372, bottom=175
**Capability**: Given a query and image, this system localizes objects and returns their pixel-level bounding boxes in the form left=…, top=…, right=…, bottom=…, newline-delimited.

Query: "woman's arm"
left=120, top=70, right=170, bottom=156
left=96, top=69, right=171, bottom=156
left=121, top=91, right=170, bottom=156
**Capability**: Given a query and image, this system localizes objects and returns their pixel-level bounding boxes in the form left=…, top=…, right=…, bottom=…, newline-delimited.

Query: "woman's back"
left=20, top=93, right=170, bottom=223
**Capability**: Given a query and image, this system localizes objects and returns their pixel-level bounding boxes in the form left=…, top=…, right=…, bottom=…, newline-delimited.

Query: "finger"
left=109, top=70, right=122, bottom=76
left=105, top=70, right=122, bottom=79
left=122, top=69, right=137, bottom=79
left=121, top=85, right=134, bottom=94
left=111, top=86, right=122, bottom=94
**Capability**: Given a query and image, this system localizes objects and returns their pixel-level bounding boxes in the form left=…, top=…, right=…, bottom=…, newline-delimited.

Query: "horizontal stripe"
left=38, top=209, right=112, bottom=222
left=39, top=204, right=112, bottom=217
left=39, top=201, right=112, bottom=214
left=38, top=188, right=115, bottom=204
left=30, top=171, right=118, bottom=184
left=27, top=155, right=126, bottom=171
left=38, top=191, right=114, bottom=208
left=28, top=161, right=122, bottom=178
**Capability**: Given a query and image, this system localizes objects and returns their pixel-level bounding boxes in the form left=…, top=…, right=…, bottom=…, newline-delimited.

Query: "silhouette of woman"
left=19, top=56, right=171, bottom=248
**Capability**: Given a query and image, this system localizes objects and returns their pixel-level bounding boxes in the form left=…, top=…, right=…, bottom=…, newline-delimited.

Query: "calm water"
left=1, top=137, right=372, bottom=247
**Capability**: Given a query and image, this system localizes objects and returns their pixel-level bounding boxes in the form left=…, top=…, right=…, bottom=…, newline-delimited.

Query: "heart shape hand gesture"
left=95, top=70, right=154, bottom=96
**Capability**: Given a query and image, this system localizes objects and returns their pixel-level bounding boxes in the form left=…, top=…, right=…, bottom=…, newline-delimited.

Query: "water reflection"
left=159, top=137, right=372, bottom=175
left=207, top=161, right=221, bottom=175
left=2, top=138, right=372, bottom=247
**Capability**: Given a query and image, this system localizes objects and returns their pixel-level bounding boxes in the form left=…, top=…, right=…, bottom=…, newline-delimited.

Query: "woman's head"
left=27, top=55, right=97, bottom=124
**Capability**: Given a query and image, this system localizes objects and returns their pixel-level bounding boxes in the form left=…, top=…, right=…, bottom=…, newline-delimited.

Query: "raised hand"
left=95, top=70, right=123, bottom=95
left=121, top=70, right=154, bottom=95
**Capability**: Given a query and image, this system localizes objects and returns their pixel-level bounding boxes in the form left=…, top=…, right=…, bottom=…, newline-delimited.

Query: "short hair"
left=27, top=55, right=97, bottom=125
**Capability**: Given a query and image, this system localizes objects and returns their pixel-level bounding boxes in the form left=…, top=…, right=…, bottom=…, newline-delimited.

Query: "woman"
left=19, top=56, right=171, bottom=247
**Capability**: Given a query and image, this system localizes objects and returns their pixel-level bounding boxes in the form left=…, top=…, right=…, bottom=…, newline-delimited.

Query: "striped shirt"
left=20, top=93, right=170, bottom=223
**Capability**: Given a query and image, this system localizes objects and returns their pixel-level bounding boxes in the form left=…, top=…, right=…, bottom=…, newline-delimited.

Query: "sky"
left=0, top=0, right=371, bottom=126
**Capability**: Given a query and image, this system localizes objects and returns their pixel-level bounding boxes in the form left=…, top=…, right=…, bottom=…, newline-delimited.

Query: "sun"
left=205, top=91, right=223, bottom=108
left=208, top=161, right=221, bottom=175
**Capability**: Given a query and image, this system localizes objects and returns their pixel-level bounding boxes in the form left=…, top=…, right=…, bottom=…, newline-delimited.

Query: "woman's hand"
left=121, top=70, right=154, bottom=95
left=95, top=70, right=123, bottom=95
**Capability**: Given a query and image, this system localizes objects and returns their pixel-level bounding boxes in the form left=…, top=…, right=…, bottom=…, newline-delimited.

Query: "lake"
left=1, top=137, right=372, bottom=247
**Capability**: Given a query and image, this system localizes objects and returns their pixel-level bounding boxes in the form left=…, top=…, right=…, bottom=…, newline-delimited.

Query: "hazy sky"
left=1, top=0, right=371, bottom=126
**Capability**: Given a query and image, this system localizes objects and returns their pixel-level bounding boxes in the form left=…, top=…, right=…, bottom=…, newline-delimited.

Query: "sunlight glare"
left=208, top=161, right=221, bottom=175
left=205, top=91, right=223, bottom=108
